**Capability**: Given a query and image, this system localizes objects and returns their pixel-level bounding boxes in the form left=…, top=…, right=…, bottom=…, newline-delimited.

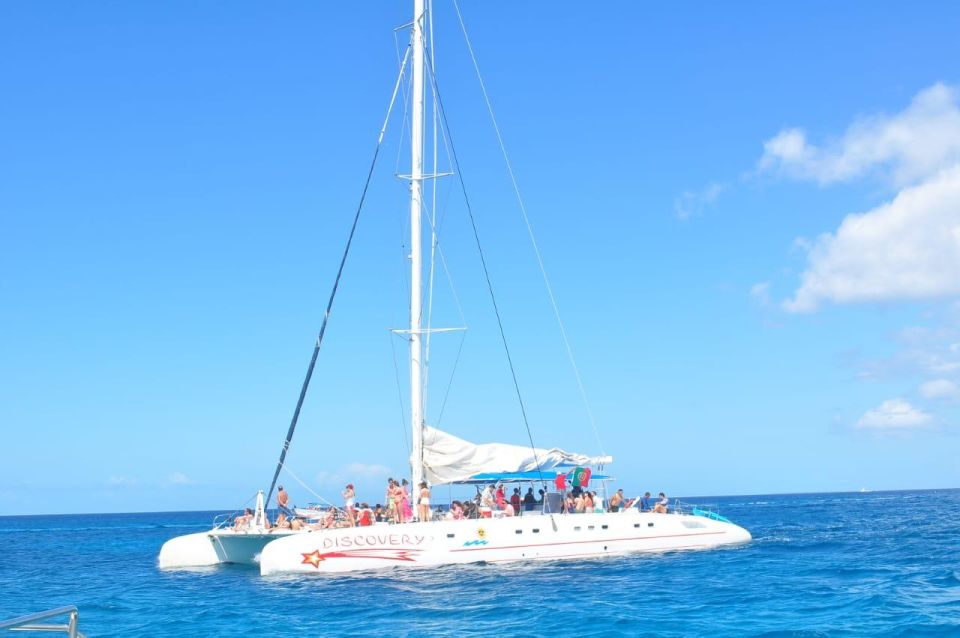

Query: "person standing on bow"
left=276, top=485, right=293, bottom=518
left=343, top=483, right=356, bottom=527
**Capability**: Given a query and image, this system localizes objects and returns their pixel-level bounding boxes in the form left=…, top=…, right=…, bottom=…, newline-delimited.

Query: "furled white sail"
left=421, top=425, right=612, bottom=485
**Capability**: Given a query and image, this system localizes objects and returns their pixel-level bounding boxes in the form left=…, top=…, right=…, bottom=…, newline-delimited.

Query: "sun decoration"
left=477, top=528, right=486, bottom=539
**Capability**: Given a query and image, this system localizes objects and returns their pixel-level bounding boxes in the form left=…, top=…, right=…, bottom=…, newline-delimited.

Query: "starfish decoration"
left=301, top=550, right=324, bottom=568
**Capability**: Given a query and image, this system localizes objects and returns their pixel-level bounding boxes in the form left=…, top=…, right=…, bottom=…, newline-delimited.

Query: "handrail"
left=0, top=606, right=85, bottom=638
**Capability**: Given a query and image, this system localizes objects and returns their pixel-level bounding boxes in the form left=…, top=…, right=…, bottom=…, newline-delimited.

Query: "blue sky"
left=2, top=2, right=959, bottom=515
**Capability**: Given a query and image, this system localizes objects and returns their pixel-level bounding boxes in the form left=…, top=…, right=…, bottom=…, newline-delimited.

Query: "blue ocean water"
left=1, top=490, right=958, bottom=637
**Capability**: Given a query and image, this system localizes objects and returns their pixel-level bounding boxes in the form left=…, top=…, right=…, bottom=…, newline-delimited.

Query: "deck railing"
left=0, top=606, right=85, bottom=638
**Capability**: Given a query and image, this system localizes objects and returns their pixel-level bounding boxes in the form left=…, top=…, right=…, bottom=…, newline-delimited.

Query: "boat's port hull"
left=158, top=530, right=298, bottom=569
left=258, top=510, right=751, bottom=575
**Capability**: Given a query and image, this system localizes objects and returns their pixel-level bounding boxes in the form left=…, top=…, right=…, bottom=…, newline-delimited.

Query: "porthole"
left=515, top=529, right=522, bottom=534
left=532, top=528, right=540, bottom=533
left=601, top=525, right=608, bottom=530
left=648, top=522, right=654, bottom=527
left=588, top=525, right=595, bottom=530
left=446, top=533, right=455, bottom=538
left=574, top=526, right=581, bottom=531
left=633, top=523, right=640, bottom=528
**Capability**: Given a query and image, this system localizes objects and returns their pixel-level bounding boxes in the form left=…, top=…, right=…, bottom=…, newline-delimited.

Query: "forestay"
left=421, top=425, right=612, bottom=485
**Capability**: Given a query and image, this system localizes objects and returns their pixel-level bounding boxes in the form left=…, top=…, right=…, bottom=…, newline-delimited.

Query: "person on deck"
left=510, top=488, right=522, bottom=516
left=277, top=486, right=293, bottom=517
left=391, top=480, right=406, bottom=523
left=554, top=472, right=567, bottom=495
left=480, top=485, right=495, bottom=517
left=640, top=492, right=652, bottom=512
left=343, top=484, right=356, bottom=527
left=358, top=503, right=373, bottom=527
left=374, top=504, right=385, bottom=523
left=273, top=512, right=291, bottom=530
left=233, top=508, right=253, bottom=530
left=523, top=488, right=536, bottom=512
left=401, top=479, right=413, bottom=522
left=609, top=489, right=624, bottom=512
left=417, top=481, right=431, bottom=523
left=653, top=492, right=669, bottom=514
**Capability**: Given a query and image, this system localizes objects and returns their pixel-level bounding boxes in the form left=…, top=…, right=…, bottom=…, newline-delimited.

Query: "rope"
left=389, top=330, right=412, bottom=454
left=451, top=0, right=606, bottom=458
left=421, top=37, right=547, bottom=490
left=265, top=45, right=412, bottom=507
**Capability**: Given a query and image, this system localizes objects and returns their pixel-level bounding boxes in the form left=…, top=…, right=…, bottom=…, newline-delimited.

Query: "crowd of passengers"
left=233, top=478, right=671, bottom=531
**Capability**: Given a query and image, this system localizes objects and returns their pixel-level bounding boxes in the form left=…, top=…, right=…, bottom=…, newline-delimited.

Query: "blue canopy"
left=456, top=470, right=613, bottom=485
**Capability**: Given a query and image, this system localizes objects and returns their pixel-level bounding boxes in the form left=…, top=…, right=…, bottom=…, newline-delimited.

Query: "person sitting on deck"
left=290, top=517, right=304, bottom=531
left=609, top=489, right=624, bottom=512
left=583, top=491, right=594, bottom=512
left=374, top=504, right=385, bottom=523
left=640, top=492, right=652, bottom=511
left=574, top=493, right=585, bottom=513
left=273, top=512, right=291, bottom=530
left=653, top=492, right=669, bottom=514
left=321, top=507, right=337, bottom=529
left=480, top=485, right=495, bottom=517
left=233, top=508, right=253, bottom=530
left=523, top=488, right=536, bottom=511
left=451, top=501, right=465, bottom=520
left=357, top=503, right=373, bottom=527
left=564, top=493, right=575, bottom=513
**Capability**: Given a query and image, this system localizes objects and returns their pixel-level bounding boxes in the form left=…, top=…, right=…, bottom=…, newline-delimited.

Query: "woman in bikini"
left=342, top=483, right=356, bottom=527
left=417, top=481, right=431, bottom=523
left=400, top=479, right=413, bottom=523
left=392, top=480, right=406, bottom=523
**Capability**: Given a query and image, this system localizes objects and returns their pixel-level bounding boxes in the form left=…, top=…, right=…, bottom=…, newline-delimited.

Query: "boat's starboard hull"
left=259, top=510, right=751, bottom=575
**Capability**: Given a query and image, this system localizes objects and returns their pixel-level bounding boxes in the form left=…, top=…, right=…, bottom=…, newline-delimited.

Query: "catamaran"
left=159, top=0, right=751, bottom=574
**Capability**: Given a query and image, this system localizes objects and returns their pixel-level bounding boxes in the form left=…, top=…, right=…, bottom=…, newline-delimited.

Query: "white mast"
left=409, top=0, right=426, bottom=498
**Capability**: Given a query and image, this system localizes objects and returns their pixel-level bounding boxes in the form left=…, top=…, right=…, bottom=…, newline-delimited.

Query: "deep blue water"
left=2, top=490, right=959, bottom=637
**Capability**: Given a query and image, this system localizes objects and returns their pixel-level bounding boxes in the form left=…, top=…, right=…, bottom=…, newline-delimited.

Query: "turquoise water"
left=2, top=490, right=958, bottom=636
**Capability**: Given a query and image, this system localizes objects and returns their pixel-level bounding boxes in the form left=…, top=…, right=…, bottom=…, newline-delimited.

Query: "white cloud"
left=343, top=463, right=392, bottom=478
left=919, top=378, right=960, bottom=400
left=783, top=164, right=960, bottom=312
left=106, top=476, right=137, bottom=488
left=855, top=398, right=932, bottom=430
left=760, top=83, right=960, bottom=187
left=167, top=472, right=195, bottom=486
left=674, top=181, right=726, bottom=220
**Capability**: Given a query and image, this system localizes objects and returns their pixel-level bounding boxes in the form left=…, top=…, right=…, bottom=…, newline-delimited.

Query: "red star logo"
left=301, top=550, right=324, bottom=568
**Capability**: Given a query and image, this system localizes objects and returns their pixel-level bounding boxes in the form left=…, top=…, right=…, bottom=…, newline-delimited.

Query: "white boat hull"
left=259, top=510, right=751, bottom=575
left=158, top=529, right=300, bottom=569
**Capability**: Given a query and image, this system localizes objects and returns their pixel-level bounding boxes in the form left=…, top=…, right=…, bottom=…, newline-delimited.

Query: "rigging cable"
left=421, top=38, right=547, bottom=490
left=452, top=0, right=607, bottom=459
left=265, top=44, right=413, bottom=507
